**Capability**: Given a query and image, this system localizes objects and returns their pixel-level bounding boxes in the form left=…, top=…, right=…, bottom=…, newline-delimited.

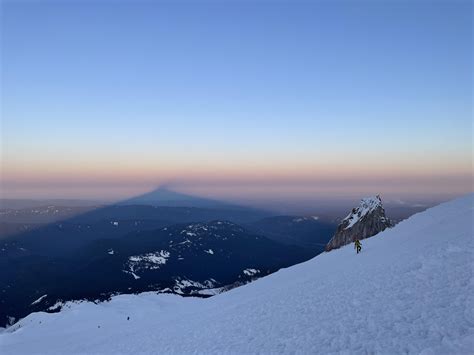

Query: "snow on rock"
left=194, top=287, right=225, bottom=296
left=292, top=216, right=319, bottom=223
left=47, top=301, right=65, bottom=312
left=128, top=250, right=170, bottom=267
left=326, top=195, right=393, bottom=251
left=30, top=295, right=47, bottom=306
left=1, top=194, right=473, bottom=354
left=124, top=250, right=170, bottom=279
left=343, top=196, right=384, bottom=229
left=124, top=271, right=140, bottom=280
left=243, top=268, right=260, bottom=277
left=173, top=278, right=216, bottom=295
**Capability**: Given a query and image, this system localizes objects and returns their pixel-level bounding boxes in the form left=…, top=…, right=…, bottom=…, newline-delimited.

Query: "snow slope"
left=1, top=194, right=473, bottom=354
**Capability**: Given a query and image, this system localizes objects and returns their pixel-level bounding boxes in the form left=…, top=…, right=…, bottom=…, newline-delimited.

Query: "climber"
left=354, top=238, right=362, bottom=254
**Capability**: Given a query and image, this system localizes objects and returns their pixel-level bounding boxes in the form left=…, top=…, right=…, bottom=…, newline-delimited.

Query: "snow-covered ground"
left=1, top=194, right=473, bottom=354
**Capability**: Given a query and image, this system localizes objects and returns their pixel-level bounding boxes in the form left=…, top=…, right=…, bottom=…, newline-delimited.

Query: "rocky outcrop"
left=325, top=195, right=393, bottom=251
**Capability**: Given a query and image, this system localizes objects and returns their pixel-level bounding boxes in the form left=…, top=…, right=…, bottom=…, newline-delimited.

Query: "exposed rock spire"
left=325, top=195, right=393, bottom=251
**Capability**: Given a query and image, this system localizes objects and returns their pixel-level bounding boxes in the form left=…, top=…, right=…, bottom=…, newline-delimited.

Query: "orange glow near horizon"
left=2, top=153, right=472, bottom=201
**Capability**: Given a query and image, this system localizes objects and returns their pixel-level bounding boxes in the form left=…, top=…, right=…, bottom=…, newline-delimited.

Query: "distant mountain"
left=67, top=204, right=269, bottom=225
left=325, top=195, right=393, bottom=251
left=1, top=218, right=172, bottom=256
left=117, top=187, right=246, bottom=210
left=0, top=199, right=105, bottom=209
left=1, top=204, right=271, bottom=256
left=0, top=221, right=312, bottom=327
left=0, top=206, right=100, bottom=224
left=247, top=216, right=336, bottom=252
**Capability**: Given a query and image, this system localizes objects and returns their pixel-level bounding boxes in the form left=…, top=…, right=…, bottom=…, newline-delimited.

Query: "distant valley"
left=0, top=189, right=339, bottom=327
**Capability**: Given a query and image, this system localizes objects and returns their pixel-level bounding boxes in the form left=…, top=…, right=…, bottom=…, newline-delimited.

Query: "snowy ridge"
left=124, top=250, right=170, bottom=279
left=343, top=195, right=383, bottom=230
left=128, top=250, right=170, bottom=268
left=1, top=194, right=473, bottom=354
left=173, top=278, right=217, bottom=295
left=30, top=295, right=47, bottom=306
left=243, top=268, right=260, bottom=277
left=326, top=194, right=393, bottom=251
left=292, top=216, right=319, bottom=223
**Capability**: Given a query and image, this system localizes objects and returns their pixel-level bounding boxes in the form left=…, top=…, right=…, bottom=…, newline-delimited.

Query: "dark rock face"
left=325, top=195, right=393, bottom=251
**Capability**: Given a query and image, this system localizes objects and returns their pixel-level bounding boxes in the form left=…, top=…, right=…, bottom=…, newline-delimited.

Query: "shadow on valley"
left=0, top=187, right=337, bottom=327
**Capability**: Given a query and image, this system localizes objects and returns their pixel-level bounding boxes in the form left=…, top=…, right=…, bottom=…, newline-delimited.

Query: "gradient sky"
left=1, top=0, right=472, bottom=203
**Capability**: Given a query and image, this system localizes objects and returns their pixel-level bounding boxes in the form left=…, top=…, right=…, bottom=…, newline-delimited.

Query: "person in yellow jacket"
left=354, top=239, right=362, bottom=254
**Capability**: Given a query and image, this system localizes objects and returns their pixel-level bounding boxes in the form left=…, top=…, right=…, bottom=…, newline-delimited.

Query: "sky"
left=1, top=0, right=472, bottom=204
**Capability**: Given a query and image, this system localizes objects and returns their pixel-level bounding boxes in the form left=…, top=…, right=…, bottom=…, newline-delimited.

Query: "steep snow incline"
left=1, top=194, right=473, bottom=354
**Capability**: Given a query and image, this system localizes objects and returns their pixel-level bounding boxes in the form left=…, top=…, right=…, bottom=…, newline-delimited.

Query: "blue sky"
left=1, top=0, right=472, bottom=201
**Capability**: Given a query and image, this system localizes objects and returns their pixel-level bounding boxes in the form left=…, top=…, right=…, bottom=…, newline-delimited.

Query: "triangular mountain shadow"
left=0, top=186, right=272, bottom=259
left=0, top=186, right=303, bottom=329
left=117, top=186, right=247, bottom=210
